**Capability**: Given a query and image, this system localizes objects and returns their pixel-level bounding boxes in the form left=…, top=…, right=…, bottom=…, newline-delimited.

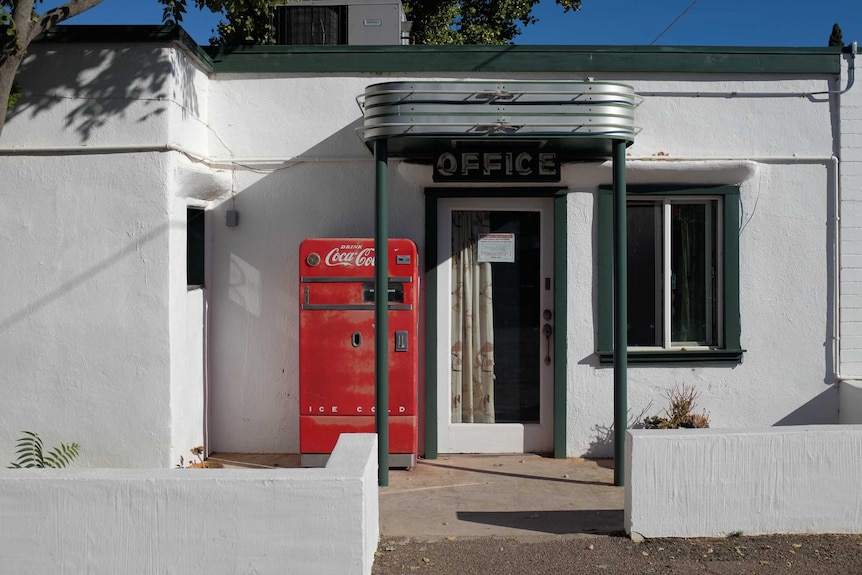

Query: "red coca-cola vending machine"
left=299, top=238, right=419, bottom=468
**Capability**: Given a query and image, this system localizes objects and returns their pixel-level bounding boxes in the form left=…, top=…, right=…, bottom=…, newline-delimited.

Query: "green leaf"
left=9, top=432, right=79, bottom=468
left=44, top=443, right=81, bottom=468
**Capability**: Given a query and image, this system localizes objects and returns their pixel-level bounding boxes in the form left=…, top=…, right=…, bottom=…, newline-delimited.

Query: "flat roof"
left=35, top=25, right=843, bottom=76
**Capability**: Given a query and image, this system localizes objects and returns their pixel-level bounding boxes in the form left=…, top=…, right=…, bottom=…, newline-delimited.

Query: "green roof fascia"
left=31, top=25, right=842, bottom=76
left=203, top=44, right=841, bottom=75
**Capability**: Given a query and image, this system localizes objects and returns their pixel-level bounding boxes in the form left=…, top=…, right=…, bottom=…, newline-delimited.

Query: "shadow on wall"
left=0, top=220, right=171, bottom=335
left=772, top=386, right=839, bottom=425
left=584, top=404, right=653, bottom=459
left=585, top=386, right=839, bottom=457
left=12, top=42, right=198, bottom=141
left=585, top=420, right=616, bottom=459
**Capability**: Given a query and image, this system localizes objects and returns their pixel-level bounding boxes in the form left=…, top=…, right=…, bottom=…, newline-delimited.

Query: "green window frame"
left=597, top=185, right=743, bottom=364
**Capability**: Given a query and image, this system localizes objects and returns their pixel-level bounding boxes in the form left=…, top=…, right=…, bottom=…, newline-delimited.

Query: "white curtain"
left=451, top=211, right=495, bottom=423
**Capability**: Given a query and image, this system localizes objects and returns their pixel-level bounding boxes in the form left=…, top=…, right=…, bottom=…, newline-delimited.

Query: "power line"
left=649, top=0, right=701, bottom=45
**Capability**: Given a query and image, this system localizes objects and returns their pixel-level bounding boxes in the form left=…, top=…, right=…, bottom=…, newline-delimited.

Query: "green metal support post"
left=613, top=139, right=628, bottom=487
left=375, top=139, right=389, bottom=487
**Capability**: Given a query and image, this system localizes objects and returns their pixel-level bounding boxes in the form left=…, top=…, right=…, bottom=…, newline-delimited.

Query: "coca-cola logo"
left=324, top=245, right=376, bottom=267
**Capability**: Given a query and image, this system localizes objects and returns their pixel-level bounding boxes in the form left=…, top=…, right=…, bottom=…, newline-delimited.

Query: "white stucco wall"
left=169, top=286, right=206, bottom=465
left=0, top=153, right=174, bottom=466
left=0, top=37, right=849, bottom=462
left=205, top=69, right=839, bottom=456
left=0, top=42, right=223, bottom=467
left=626, top=427, right=862, bottom=538
left=839, top=380, right=862, bottom=423
left=840, top=50, right=862, bottom=378
left=565, top=160, right=836, bottom=457
left=206, top=76, right=427, bottom=452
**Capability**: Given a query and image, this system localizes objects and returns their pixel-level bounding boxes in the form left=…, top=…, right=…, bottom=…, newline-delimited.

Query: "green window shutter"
left=723, top=188, right=741, bottom=352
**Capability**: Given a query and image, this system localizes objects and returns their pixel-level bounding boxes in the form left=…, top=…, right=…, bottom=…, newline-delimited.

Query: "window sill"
left=597, top=349, right=745, bottom=365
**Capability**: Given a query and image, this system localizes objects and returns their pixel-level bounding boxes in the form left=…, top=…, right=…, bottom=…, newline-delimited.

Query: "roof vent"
left=274, top=1, right=408, bottom=45
left=275, top=5, right=347, bottom=45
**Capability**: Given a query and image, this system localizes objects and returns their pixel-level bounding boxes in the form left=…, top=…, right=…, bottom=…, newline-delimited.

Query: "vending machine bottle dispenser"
left=299, top=238, right=419, bottom=468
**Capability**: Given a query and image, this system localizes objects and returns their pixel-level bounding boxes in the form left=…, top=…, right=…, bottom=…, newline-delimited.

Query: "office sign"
left=433, top=150, right=560, bottom=182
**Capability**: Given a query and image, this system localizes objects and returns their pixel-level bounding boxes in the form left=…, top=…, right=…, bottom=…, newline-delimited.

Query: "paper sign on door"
left=477, top=233, right=515, bottom=263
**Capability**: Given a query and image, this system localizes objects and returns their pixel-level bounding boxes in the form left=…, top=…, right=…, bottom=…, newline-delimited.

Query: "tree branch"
left=24, top=0, right=105, bottom=45
left=11, top=0, right=36, bottom=39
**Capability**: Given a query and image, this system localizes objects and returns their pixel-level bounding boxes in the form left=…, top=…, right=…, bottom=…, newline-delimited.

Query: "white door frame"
left=435, top=197, right=554, bottom=454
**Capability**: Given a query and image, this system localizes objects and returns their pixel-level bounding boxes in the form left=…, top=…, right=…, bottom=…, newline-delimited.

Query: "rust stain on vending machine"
left=299, top=238, right=419, bottom=468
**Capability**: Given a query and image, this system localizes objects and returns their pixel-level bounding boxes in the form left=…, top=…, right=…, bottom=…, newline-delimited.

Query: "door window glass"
left=450, top=210, right=541, bottom=424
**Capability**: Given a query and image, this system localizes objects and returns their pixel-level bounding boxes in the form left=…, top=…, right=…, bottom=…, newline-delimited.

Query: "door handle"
left=542, top=323, right=552, bottom=365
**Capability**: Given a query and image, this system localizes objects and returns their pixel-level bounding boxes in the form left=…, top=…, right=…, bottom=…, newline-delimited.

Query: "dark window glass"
left=187, top=207, right=205, bottom=288
left=625, top=199, right=719, bottom=348
left=628, top=202, right=662, bottom=346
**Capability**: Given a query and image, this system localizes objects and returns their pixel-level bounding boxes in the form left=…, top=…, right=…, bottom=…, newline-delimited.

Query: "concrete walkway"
left=379, top=454, right=624, bottom=540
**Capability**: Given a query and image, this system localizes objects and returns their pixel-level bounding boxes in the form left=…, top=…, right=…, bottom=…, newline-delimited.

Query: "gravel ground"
left=373, top=533, right=862, bottom=574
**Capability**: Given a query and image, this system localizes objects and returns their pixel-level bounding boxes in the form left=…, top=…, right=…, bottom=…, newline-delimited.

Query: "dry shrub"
left=643, top=384, right=710, bottom=429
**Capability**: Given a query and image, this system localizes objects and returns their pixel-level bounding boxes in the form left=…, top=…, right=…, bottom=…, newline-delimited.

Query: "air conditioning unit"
left=274, top=0, right=409, bottom=46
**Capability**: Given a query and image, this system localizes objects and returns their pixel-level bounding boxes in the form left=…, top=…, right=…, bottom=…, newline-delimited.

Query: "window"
left=597, top=185, right=742, bottom=363
left=187, top=207, right=205, bottom=288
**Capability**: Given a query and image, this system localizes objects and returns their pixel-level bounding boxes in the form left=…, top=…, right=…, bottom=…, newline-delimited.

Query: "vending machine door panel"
left=299, top=309, right=416, bottom=415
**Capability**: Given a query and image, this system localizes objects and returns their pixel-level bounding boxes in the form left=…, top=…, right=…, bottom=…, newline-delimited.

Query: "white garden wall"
left=625, top=427, right=862, bottom=538
left=0, top=433, right=379, bottom=575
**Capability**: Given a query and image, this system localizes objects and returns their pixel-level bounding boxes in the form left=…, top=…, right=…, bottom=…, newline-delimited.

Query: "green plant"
left=643, top=384, right=710, bottom=429
left=6, top=81, right=21, bottom=112
left=8, top=431, right=80, bottom=468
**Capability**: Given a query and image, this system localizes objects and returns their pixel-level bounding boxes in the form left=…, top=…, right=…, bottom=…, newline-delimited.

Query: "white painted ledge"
left=626, top=426, right=862, bottom=538
left=0, top=433, right=379, bottom=575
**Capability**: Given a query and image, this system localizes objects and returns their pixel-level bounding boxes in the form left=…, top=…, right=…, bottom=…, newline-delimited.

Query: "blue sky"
left=69, top=0, right=861, bottom=47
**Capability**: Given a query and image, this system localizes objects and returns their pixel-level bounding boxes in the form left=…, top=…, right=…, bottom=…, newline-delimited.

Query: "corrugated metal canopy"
left=360, top=80, right=636, bottom=160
